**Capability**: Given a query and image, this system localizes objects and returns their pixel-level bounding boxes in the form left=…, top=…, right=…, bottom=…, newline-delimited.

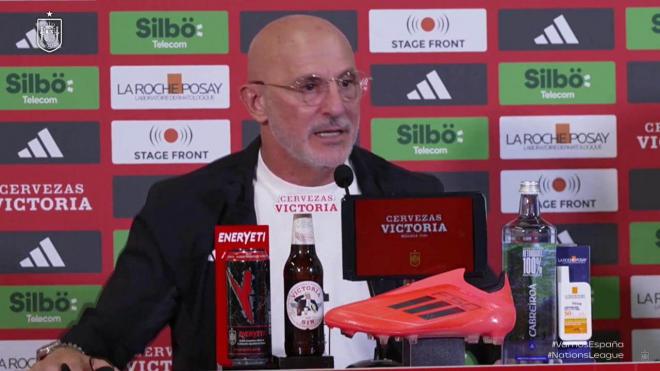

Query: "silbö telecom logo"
left=9, top=290, right=78, bottom=324
left=0, top=67, right=98, bottom=110
left=6, top=72, right=73, bottom=105
left=524, top=66, right=590, bottom=100
left=136, top=16, right=203, bottom=49
left=499, top=62, right=615, bottom=105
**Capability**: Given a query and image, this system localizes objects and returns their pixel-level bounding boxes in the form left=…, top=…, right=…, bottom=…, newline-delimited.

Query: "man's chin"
left=305, top=151, right=351, bottom=170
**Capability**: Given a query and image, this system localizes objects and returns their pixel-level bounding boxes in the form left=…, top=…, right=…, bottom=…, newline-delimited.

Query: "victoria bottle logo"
left=111, top=11, right=228, bottom=54
left=0, top=67, right=98, bottom=110
left=286, top=281, right=323, bottom=330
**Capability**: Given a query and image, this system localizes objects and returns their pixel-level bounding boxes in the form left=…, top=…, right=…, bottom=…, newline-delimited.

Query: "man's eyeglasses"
left=249, top=71, right=371, bottom=106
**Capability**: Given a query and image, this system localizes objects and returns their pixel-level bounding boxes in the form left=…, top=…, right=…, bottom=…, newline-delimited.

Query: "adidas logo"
left=19, top=237, right=65, bottom=268
left=15, top=28, right=39, bottom=49
left=406, top=70, right=452, bottom=101
left=17, top=128, right=63, bottom=158
left=534, top=15, right=579, bottom=45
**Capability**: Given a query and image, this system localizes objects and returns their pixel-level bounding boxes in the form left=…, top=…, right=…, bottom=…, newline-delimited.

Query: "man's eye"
left=338, top=78, right=355, bottom=88
left=297, top=78, right=322, bottom=92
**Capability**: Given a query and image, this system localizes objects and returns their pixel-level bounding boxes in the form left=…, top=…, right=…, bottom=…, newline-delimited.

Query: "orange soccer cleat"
left=325, top=268, right=516, bottom=346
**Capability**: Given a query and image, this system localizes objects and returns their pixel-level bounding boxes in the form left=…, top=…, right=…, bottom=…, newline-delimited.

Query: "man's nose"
left=319, top=81, right=346, bottom=115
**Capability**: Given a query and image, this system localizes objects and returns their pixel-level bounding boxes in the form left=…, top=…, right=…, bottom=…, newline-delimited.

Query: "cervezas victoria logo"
left=0, top=182, right=91, bottom=213
left=274, top=194, right=337, bottom=214
left=380, top=213, right=447, bottom=239
left=637, top=121, right=660, bottom=150
left=369, top=9, right=487, bottom=53
left=111, top=65, right=229, bottom=109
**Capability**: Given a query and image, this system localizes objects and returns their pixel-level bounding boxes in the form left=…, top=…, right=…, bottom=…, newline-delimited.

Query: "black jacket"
left=62, top=138, right=443, bottom=370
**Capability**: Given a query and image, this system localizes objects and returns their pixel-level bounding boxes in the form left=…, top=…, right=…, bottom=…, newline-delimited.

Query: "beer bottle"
left=283, top=213, right=325, bottom=356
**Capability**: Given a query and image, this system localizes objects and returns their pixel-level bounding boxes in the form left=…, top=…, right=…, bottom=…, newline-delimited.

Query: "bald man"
left=31, top=15, right=442, bottom=370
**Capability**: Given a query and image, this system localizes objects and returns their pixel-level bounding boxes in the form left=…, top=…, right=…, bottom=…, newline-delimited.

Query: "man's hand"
left=30, top=348, right=119, bottom=371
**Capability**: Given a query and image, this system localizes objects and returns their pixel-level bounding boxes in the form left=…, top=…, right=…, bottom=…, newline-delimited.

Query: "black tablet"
left=341, top=192, right=488, bottom=280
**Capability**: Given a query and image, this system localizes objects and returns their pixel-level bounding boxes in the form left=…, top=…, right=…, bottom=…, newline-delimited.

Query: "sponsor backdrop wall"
left=1, top=0, right=660, bottom=368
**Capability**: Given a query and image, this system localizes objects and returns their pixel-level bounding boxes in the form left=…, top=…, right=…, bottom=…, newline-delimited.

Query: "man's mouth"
left=315, top=128, right=345, bottom=138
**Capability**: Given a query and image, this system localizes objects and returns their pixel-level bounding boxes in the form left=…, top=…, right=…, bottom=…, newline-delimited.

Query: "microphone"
left=334, top=164, right=354, bottom=196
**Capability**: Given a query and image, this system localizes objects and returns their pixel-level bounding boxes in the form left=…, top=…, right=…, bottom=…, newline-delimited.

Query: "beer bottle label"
left=286, top=281, right=324, bottom=330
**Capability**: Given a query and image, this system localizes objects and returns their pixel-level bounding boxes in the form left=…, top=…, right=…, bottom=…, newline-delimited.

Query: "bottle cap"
left=519, top=180, right=540, bottom=195
left=291, top=213, right=315, bottom=244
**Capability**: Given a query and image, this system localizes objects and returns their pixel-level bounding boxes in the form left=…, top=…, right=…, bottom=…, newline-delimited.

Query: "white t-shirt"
left=253, top=152, right=374, bottom=368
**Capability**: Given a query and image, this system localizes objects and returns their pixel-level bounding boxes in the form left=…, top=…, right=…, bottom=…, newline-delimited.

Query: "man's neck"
left=260, top=149, right=335, bottom=187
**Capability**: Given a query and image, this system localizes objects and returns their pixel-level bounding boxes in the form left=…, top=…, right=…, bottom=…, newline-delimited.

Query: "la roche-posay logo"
left=0, top=339, right=54, bottom=370
left=369, top=9, right=487, bottom=53
left=631, top=275, right=660, bottom=318
left=112, top=120, right=231, bottom=164
left=500, top=115, right=617, bottom=159
left=111, top=65, right=229, bottom=109
left=500, top=169, right=618, bottom=213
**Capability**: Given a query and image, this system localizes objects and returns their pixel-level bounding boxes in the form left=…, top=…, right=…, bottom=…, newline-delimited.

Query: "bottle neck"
left=519, top=193, right=541, bottom=218
left=290, top=244, right=316, bottom=255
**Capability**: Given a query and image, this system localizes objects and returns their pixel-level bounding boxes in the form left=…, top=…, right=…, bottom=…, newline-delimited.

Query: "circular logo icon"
left=286, top=281, right=324, bottom=330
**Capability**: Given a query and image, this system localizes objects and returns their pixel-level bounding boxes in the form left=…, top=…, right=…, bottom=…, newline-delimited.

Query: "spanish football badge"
left=36, top=13, right=62, bottom=53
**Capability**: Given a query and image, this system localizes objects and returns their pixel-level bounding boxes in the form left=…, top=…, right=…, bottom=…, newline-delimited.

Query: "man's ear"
left=239, top=84, right=268, bottom=123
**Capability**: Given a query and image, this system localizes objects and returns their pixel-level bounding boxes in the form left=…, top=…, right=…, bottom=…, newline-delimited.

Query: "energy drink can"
left=225, top=248, right=271, bottom=367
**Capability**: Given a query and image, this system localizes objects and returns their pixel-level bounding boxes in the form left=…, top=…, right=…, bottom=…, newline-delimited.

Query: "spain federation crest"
left=409, top=250, right=421, bottom=268
left=36, top=14, right=62, bottom=53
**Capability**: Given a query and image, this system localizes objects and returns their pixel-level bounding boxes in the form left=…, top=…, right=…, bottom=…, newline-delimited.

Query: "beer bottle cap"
left=292, top=213, right=315, bottom=244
